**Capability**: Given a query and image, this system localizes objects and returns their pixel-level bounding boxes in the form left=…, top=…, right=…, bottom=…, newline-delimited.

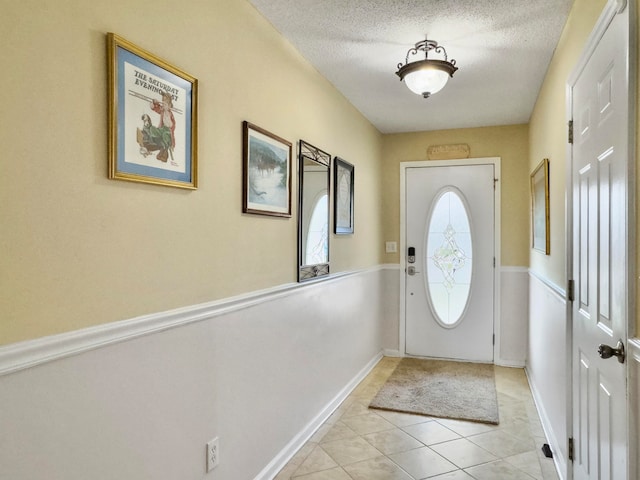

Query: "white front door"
left=404, top=162, right=496, bottom=362
left=569, top=2, right=629, bottom=479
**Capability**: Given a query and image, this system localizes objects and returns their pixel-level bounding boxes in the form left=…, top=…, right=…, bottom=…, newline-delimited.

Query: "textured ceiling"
left=248, top=0, right=573, bottom=133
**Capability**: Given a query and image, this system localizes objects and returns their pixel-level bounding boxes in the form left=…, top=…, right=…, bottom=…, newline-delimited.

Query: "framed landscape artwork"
left=242, top=121, right=292, bottom=217
left=107, top=33, right=198, bottom=189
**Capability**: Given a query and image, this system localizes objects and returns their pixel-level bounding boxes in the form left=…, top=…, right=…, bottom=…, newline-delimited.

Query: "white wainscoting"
left=0, top=266, right=392, bottom=480
left=527, top=271, right=568, bottom=480
left=381, top=264, right=401, bottom=357
left=498, top=267, right=529, bottom=367
left=527, top=272, right=640, bottom=480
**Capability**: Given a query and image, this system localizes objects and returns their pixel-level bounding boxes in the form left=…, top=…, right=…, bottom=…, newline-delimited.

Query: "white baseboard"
left=381, top=349, right=524, bottom=367
left=382, top=349, right=402, bottom=357
left=495, top=359, right=526, bottom=368
left=525, top=367, right=566, bottom=480
left=254, top=351, right=384, bottom=480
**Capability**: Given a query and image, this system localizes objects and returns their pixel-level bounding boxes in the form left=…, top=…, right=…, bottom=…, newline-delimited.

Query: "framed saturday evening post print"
left=107, top=33, right=198, bottom=189
left=242, top=121, right=292, bottom=217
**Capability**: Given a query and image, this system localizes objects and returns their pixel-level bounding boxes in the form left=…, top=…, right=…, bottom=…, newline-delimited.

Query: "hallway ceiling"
left=248, top=0, right=573, bottom=134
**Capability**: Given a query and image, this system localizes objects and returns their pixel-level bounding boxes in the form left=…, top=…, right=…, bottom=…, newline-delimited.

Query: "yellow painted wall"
left=0, top=0, right=383, bottom=345
left=528, top=0, right=608, bottom=288
left=3, top=0, right=636, bottom=345
left=381, top=124, right=530, bottom=267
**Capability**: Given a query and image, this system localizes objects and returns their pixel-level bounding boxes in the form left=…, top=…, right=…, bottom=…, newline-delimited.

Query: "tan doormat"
left=369, top=358, right=499, bottom=424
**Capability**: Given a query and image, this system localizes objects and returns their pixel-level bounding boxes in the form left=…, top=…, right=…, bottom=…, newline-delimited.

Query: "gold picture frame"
left=531, top=158, right=550, bottom=254
left=107, top=33, right=198, bottom=189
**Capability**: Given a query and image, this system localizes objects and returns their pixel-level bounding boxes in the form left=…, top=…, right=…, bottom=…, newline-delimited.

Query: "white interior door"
left=570, top=3, right=629, bottom=479
left=404, top=163, right=495, bottom=362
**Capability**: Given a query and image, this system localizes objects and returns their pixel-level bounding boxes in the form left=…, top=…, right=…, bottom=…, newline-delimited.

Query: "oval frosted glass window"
left=425, top=189, right=473, bottom=327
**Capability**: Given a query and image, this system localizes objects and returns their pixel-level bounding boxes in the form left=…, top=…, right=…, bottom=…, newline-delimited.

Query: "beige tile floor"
left=275, top=357, right=560, bottom=480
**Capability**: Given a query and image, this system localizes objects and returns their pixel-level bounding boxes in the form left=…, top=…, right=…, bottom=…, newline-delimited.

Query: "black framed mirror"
left=298, top=140, right=331, bottom=281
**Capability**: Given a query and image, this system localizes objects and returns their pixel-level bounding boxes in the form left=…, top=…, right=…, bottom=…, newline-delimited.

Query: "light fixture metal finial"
left=396, top=38, right=458, bottom=98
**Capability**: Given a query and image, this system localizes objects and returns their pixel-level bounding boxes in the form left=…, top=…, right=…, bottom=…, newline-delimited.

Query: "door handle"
left=407, top=266, right=420, bottom=276
left=597, top=340, right=625, bottom=364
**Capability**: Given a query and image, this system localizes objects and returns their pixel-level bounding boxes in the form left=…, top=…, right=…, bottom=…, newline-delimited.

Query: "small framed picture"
left=531, top=158, right=550, bottom=254
left=333, top=157, right=354, bottom=234
left=242, top=121, right=292, bottom=217
left=107, top=33, right=198, bottom=189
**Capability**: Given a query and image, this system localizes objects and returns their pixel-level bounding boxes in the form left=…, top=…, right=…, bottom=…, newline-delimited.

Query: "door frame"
left=565, top=0, right=636, bottom=478
left=399, top=158, right=502, bottom=361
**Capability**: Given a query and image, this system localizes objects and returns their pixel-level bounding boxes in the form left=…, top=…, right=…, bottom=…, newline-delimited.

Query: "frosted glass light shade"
left=396, top=57, right=458, bottom=98
left=404, top=67, right=450, bottom=97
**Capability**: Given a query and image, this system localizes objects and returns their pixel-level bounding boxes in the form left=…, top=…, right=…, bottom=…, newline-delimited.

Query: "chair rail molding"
left=0, top=265, right=392, bottom=377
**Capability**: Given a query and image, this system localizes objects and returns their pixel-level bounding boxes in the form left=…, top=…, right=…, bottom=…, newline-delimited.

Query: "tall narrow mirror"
left=298, top=140, right=331, bottom=281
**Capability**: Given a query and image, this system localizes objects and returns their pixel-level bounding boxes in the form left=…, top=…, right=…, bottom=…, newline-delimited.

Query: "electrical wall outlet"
left=206, top=437, right=219, bottom=472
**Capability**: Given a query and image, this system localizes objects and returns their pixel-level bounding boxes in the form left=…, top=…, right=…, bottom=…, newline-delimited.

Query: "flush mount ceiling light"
left=396, top=39, right=458, bottom=99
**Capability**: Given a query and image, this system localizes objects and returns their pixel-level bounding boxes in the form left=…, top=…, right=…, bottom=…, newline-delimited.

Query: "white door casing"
left=401, top=159, right=500, bottom=362
left=567, top=1, right=632, bottom=479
